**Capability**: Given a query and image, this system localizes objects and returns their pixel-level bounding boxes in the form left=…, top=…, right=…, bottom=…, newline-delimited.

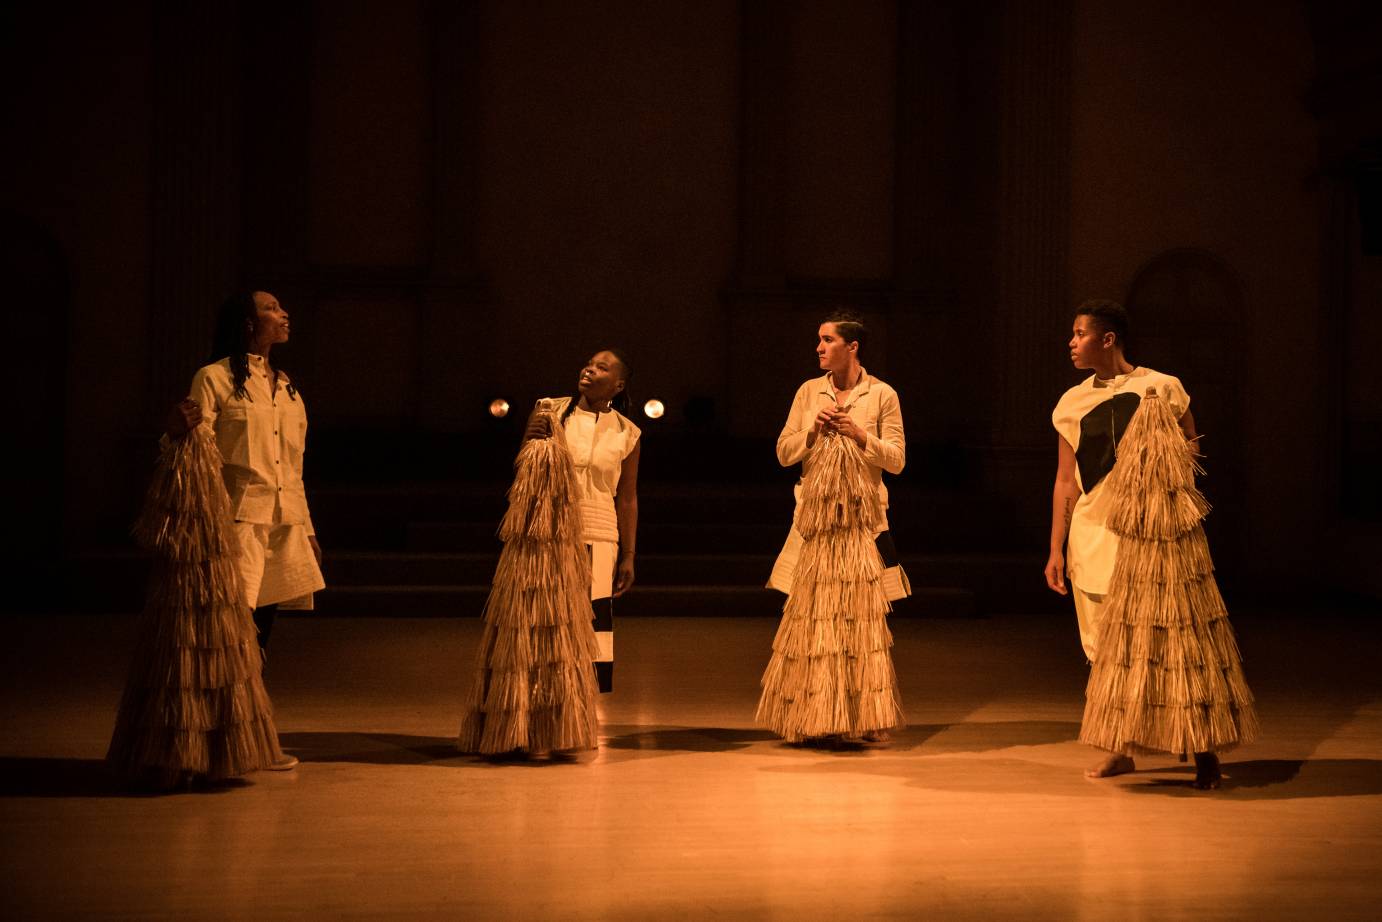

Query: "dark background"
left=4, top=0, right=1379, bottom=610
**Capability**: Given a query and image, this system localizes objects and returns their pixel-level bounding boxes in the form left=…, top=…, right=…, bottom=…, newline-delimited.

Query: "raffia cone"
left=458, top=401, right=600, bottom=754
left=756, top=431, right=904, bottom=742
left=1080, top=387, right=1259, bottom=757
left=107, top=426, right=283, bottom=785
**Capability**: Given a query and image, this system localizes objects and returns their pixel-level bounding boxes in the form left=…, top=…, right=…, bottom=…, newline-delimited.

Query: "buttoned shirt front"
left=549, top=396, right=641, bottom=545
left=776, top=368, right=906, bottom=520
left=189, top=355, right=314, bottom=532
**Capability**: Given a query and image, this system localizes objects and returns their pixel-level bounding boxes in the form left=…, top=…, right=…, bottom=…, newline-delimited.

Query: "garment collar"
left=816, top=366, right=871, bottom=400
left=1091, top=366, right=1143, bottom=389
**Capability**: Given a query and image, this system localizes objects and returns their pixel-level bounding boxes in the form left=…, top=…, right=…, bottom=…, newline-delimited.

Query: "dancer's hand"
left=165, top=399, right=202, bottom=438
left=1044, top=551, right=1068, bottom=595
left=523, top=413, right=552, bottom=441
left=308, top=535, right=322, bottom=567
left=806, top=405, right=837, bottom=449
left=829, top=411, right=867, bottom=449
left=613, top=554, right=635, bottom=597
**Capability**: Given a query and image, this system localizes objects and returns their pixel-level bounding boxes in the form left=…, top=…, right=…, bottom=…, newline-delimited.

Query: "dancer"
left=544, top=349, right=640, bottom=691
left=165, top=290, right=324, bottom=669
left=758, top=312, right=905, bottom=745
left=1078, top=384, right=1258, bottom=789
left=163, top=290, right=325, bottom=769
left=108, top=289, right=315, bottom=785
left=458, top=350, right=640, bottom=756
left=1046, top=299, right=1225, bottom=783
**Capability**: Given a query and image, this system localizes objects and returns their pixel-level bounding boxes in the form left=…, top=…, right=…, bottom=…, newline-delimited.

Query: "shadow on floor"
left=594, top=720, right=1080, bottom=765
left=279, top=732, right=607, bottom=768
left=1122, top=758, right=1382, bottom=800
left=893, top=720, right=1080, bottom=753
left=602, top=726, right=776, bottom=754
left=278, top=732, right=463, bottom=766
left=0, top=757, right=252, bottom=798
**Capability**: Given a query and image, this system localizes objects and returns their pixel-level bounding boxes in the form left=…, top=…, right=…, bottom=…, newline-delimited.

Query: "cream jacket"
left=776, top=368, right=906, bottom=517
left=189, top=355, right=315, bottom=533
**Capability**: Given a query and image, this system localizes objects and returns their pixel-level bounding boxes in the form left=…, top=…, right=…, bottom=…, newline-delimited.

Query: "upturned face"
left=816, top=323, right=856, bottom=373
left=250, top=291, right=290, bottom=348
left=577, top=350, right=626, bottom=405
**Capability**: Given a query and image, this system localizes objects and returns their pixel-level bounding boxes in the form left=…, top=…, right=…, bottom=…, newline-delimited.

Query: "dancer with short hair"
left=758, top=311, right=906, bottom=746
left=1046, top=299, right=1255, bottom=787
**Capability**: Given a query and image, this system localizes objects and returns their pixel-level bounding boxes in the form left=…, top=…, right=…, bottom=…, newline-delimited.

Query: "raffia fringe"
left=758, top=433, right=903, bottom=741
left=794, top=432, right=884, bottom=538
left=108, top=427, right=283, bottom=782
left=459, top=403, right=601, bottom=754
left=1080, top=388, right=1258, bottom=757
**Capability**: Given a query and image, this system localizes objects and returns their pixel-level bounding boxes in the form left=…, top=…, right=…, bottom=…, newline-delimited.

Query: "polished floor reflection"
left=3, top=611, right=1380, bottom=919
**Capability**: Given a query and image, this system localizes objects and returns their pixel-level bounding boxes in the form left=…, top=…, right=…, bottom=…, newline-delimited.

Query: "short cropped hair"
left=824, top=309, right=867, bottom=350
left=1075, top=299, right=1128, bottom=348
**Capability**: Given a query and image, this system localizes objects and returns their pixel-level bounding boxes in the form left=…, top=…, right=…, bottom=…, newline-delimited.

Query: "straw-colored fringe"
left=459, top=404, right=601, bottom=754
left=108, top=427, right=283, bottom=783
left=1080, top=389, right=1258, bottom=757
left=757, top=433, right=904, bottom=742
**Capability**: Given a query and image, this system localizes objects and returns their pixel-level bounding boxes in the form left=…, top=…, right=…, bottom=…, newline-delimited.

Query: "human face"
left=250, top=291, right=290, bottom=348
left=577, top=350, right=626, bottom=406
left=1068, top=315, right=1111, bottom=370
left=816, top=323, right=856, bottom=373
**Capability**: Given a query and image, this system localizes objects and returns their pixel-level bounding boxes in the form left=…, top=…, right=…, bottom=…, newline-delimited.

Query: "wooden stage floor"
left=2, top=610, right=1380, bottom=920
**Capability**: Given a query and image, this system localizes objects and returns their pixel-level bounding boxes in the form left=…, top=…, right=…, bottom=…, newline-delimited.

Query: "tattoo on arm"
left=1062, top=497, right=1073, bottom=534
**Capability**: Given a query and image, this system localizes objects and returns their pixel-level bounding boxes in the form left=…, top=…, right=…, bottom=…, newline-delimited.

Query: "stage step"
left=59, top=479, right=1049, bottom=615
left=324, top=550, right=1045, bottom=593
left=307, top=481, right=1024, bottom=553
left=63, top=549, right=1056, bottom=615
left=314, top=584, right=978, bottom=618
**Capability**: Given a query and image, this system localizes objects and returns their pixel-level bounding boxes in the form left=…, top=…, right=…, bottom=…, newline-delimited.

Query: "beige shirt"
left=1051, top=366, right=1189, bottom=594
left=189, top=355, right=314, bottom=533
left=776, top=368, right=906, bottom=522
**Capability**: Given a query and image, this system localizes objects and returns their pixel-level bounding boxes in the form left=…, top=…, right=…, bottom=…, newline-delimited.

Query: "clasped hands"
left=812, top=405, right=867, bottom=449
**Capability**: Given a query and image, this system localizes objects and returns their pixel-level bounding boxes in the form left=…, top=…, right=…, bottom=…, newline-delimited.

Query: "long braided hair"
left=560, top=348, right=632, bottom=427
left=210, top=290, right=297, bottom=401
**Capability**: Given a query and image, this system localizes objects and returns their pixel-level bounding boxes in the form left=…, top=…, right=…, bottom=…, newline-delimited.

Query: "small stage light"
left=488, top=399, right=510, bottom=418
left=643, top=399, right=665, bottom=419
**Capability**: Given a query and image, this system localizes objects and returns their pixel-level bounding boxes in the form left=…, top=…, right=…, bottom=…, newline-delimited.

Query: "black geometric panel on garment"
left=1077, top=392, right=1142, bottom=493
left=874, top=530, right=900, bottom=567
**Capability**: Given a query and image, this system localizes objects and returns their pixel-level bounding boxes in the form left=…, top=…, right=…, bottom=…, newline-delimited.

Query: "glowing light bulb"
left=643, top=399, right=664, bottom=419
left=488, top=399, right=510, bottom=418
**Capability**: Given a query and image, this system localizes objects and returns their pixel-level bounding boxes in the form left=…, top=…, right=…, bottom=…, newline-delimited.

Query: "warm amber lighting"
left=488, top=399, right=510, bottom=418
left=643, top=399, right=665, bottom=419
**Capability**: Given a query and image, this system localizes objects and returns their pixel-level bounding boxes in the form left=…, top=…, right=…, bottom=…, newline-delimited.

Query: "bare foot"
left=1085, top=753, right=1136, bottom=778
left=1193, top=752, right=1221, bottom=790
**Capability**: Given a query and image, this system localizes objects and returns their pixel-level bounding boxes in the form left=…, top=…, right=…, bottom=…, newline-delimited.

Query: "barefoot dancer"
left=1045, top=300, right=1202, bottom=782
left=1078, top=384, right=1258, bottom=789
